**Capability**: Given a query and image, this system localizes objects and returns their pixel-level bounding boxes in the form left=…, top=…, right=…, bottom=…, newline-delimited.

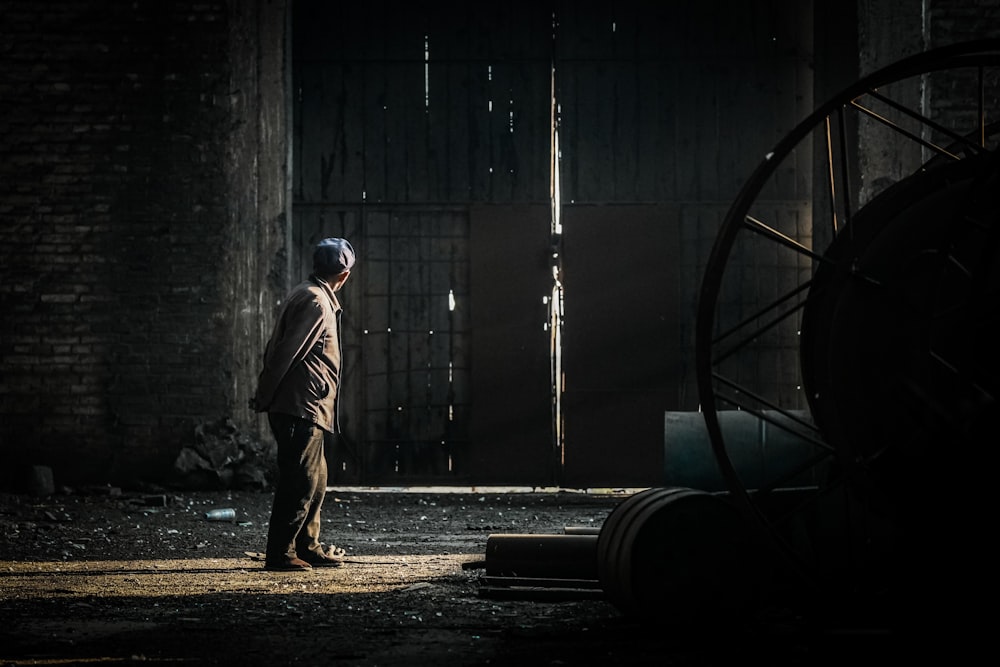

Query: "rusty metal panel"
left=555, top=0, right=812, bottom=204
left=295, top=0, right=813, bottom=206
left=294, top=1, right=552, bottom=205
left=558, top=59, right=619, bottom=202
left=468, top=204, right=554, bottom=484
left=485, top=60, right=552, bottom=203
left=433, top=60, right=475, bottom=200
left=432, top=62, right=550, bottom=203
left=292, top=61, right=369, bottom=204
left=559, top=205, right=681, bottom=487
left=389, top=62, right=430, bottom=202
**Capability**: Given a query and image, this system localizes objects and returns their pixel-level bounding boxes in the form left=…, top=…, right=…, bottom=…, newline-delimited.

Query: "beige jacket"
left=252, top=276, right=343, bottom=433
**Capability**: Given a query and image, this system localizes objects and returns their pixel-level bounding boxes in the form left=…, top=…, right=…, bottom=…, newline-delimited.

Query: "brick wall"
left=0, top=0, right=287, bottom=488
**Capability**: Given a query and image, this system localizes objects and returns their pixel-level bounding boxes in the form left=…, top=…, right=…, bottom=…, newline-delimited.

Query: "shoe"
left=264, top=557, right=313, bottom=571
left=301, top=545, right=346, bottom=567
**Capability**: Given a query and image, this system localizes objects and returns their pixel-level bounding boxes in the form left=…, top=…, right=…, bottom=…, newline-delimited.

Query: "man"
left=251, top=237, right=356, bottom=571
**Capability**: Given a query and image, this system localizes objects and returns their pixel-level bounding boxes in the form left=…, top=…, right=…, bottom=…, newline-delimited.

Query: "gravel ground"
left=0, top=487, right=890, bottom=666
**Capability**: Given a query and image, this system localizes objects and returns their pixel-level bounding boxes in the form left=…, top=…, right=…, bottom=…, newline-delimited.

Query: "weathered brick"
left=0, top=0, right=274, bottom=488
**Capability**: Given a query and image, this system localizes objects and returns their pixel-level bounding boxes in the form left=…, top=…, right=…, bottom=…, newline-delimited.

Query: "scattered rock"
left=171, top=417, right=276, bottom=491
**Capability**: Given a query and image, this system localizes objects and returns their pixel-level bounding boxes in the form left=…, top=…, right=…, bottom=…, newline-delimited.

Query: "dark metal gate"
left=292, top=0, right=817, bottom=487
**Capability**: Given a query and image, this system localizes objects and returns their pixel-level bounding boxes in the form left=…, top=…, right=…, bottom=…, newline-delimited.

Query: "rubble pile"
left=172, top=417, right=276, bottom=490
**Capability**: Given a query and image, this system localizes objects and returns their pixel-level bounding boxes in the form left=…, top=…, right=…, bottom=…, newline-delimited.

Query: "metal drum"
left=596, top=487, right=761, bottom=625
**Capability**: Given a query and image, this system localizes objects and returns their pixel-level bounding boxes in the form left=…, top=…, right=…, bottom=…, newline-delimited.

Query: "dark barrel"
left=596, top=487, right=761, bottom=625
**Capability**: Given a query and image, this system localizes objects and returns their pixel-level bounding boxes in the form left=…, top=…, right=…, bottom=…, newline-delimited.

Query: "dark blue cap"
left=313, top=237, right=356, bottom=275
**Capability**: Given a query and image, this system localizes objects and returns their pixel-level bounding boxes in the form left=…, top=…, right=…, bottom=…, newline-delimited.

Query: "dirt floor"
left=0, top=487, right=892, bottom=666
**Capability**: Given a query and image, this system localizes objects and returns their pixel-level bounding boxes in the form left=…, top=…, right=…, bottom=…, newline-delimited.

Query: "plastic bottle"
left=204, top=508, right=236, bottom=521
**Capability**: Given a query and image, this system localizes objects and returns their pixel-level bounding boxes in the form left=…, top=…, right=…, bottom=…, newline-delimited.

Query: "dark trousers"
left=265, top=413, right=330, bottom=563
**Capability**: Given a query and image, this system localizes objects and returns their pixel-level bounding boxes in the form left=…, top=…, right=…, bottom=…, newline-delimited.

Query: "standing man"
left=251, top=237, right=356, bottom=571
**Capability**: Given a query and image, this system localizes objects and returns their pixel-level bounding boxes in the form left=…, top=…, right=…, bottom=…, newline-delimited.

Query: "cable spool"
left=596, top=487, right=761, bottom=625
left=692, top=41, right=1000, bottom=624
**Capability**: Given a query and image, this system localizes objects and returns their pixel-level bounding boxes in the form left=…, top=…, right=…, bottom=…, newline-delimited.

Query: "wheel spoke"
left=742, top=214, right=830, bottom=262
left=711, top=280, right=810, bottom=348
left=849, top=97, right=962, bottom=160
left=862, top=88, right=986, bottom=155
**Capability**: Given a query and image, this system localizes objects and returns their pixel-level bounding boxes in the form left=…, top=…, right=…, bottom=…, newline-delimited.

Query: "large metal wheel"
left=695, top=39, right=1000, bottom=624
